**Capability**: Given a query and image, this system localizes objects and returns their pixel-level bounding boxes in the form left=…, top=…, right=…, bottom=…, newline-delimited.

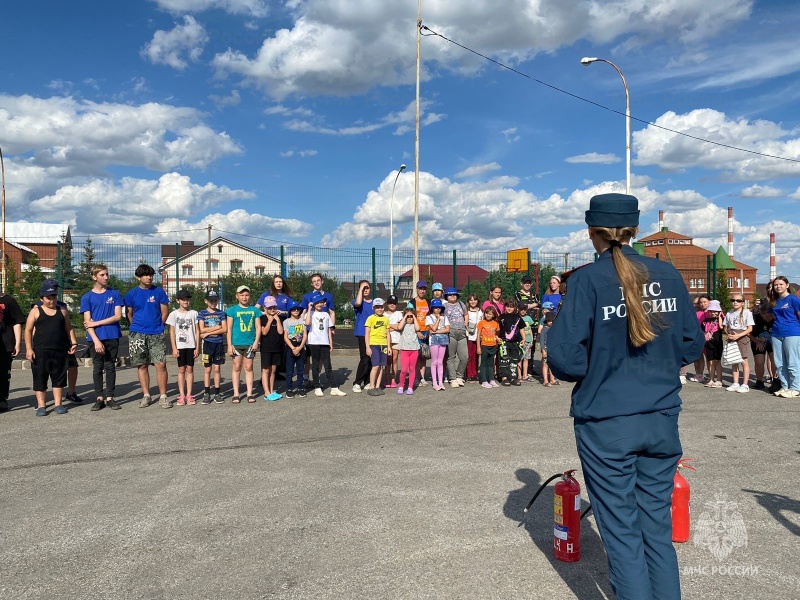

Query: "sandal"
left=176, top=395, right=186, bottom=406
left=247, top=395, right=256, bottom=403
left=231, top=395, right=241, bottom=404
left=186, top=395, right=196, bottom=405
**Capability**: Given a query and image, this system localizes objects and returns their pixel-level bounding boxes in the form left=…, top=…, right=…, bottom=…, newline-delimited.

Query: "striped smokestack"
left=770, top=233, right=776, bottom=280
left=658, top=210, right=664, bottom=231
left=727, top=207, right=734, bottom=259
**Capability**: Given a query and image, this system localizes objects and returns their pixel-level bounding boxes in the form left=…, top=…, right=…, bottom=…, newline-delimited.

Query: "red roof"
left=398, top=264, right=489, bottom=288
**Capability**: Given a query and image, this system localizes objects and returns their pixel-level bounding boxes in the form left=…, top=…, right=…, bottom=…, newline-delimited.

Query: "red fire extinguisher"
left=671, top=457, right=696, bottom=543
left=553, top=470, right=582, bottom=562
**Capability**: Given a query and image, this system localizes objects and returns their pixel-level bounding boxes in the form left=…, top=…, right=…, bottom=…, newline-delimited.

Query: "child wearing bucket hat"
left=702, top=299, right=725, bottom=387
left=547, top=193, right=705, bottom=599
left=443, top=287, right=468, bottom=386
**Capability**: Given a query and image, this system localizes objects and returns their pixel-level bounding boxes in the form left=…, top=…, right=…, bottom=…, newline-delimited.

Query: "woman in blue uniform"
left=547, top=193, right=705, bottom=600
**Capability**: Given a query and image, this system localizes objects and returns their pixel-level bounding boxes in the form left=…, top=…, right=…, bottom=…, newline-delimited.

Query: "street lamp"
left=389, top=164, right=406, bottom=294
left=580, top=57, right=631, bottom=195
left=0, top=146, right=6, bottom=293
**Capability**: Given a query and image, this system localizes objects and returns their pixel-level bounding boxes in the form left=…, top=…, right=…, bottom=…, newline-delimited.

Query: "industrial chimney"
left=770, top=233, right=776, bottom=281
left=727, top=207, right=734, bottom=259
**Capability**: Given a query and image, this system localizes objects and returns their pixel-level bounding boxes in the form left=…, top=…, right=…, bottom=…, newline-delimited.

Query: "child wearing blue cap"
left=305, top=293, right=346, bottom=397
left=25, top=280, right=78, bottom=416
left=547, top=193, right=705, bottom=600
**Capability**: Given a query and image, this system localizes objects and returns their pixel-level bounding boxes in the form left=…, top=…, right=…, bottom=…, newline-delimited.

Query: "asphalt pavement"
left=1, top=351, right=798, bottom=599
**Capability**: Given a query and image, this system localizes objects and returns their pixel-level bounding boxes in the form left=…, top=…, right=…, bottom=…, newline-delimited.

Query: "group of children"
left=25, top=267, right=564, bottom=414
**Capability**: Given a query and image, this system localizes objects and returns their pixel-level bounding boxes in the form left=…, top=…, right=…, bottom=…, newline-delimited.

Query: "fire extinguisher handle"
left=677, top=457, right=696, bottom=471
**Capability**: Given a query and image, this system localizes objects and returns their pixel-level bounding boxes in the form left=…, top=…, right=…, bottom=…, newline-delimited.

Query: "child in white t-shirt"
left=724, top=297, right=754, bottom=393
left=305, top=294, right=346, bottom=397
left=167, top=289, right=200, bottom=405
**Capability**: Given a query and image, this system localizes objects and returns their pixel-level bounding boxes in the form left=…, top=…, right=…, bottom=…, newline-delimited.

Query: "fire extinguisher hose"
left=522, top=473, right=563, bottom=515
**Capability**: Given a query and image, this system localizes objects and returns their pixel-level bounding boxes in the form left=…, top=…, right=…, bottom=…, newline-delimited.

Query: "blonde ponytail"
left=592, top=226, right=657, bottom=347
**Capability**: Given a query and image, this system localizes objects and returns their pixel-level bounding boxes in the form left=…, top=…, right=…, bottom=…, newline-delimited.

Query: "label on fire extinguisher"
left=575, top=495, right=581, bottom=511
left=554, top=525, right=569, bottom=540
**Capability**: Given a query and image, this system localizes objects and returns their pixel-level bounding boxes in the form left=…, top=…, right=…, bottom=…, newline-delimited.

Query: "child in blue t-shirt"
left=197, top=289, right=227, bottom=404
left=80, top=265, right=123, bottom=411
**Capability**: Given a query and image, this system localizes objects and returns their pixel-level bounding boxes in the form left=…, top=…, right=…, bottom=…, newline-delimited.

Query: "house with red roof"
left=395, top=264, right=490, bottom=302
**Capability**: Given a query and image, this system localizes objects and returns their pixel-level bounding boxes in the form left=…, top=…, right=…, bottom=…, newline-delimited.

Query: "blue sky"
left=2, top=0, right=799, bottom=281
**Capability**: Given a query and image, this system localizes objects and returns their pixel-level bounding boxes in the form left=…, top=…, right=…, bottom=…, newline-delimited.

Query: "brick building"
left=637, top=228, right=758, bottom=306
left=3, top=222, right=71, bottom=279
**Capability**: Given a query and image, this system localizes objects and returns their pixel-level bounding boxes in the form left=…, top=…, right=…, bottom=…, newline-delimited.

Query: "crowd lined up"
left=684, top=276, right=800, bottom=397
left=1, top=262, right=797, bottom=417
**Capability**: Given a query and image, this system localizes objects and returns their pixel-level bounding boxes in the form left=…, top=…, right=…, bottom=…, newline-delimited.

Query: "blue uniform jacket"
left=547, top=246, right=705, bottom=421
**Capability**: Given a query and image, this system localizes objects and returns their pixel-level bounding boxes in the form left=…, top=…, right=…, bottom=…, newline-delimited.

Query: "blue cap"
left=310, top=292, right=325, bottom=305
left=585, top=193, right=640, bottom=228
left=432, top=282, right=443, bottom=291
left=416, top=280, right=427, bottom=288
left=542, top=301, right=555, bottom=310
left=430, top=298, right=444, bottom=309
left=287, top=300, right=301, bottom=312
left=39, top=279, right=59, bottom=297
left=444, top=287, right=458, bottom=297
left=205, top=289, right=220, bottom=300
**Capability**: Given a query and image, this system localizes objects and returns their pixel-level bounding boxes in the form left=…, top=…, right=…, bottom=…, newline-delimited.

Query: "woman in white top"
left=724, top=295, right=754, bottom=393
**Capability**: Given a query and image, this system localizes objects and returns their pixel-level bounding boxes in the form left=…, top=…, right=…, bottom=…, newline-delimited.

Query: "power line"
left=420, top=24, right=800, bottom=165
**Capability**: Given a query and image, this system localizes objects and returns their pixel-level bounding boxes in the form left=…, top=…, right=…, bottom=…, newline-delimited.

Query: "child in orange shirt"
left=477, top=306, right=501, bottom=388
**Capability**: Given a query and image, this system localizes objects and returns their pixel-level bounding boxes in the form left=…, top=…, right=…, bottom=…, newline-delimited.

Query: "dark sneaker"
left=753, top=380, right=765, bottom=390
left=285, top=389, right=295, bottom=398
left=367, top=388, right=381, bottom=397
left=201, top=391, right=212, bottom=405
left=35, top=406, right=47, bottom=417
left=91, top=400, right=105, bottom=411
left=106, top=398, right=121, bottom=410
left=0, top=399, right=9, bottom=413
left=67, top=392, right=84, bottom=404
left=298, top=389, right=307, bottom=398
left=213, top=393, right=225, bottom=404
left=54, top=405, right=68, bottom=415
left=768, top=380, right=782, bottom=394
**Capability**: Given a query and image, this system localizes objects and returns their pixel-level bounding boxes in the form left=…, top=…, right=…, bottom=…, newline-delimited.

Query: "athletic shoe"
left=35, top=406, right=47, bottom=417
left=54, top=405, right=68, bottom=415
left=67, top=392, right=84, bottom=404
left=490, top=380, right=500, bottom=388
left=481, top=382, right=492, bottom=389
left=285, top=389, right=295, bottom=398
left=679, top=375, right=687, bottom=385
left=451, top=380, right=460, bottom=388
left=368, top=388, right=381, bottom=397
left=298, top=389, right=307, bottom=398
left=753, top=380, right=765, bottom=390
left=737, top=385, right=750, bottom=393
left=159, top=394, right=172, bottom=408
left=0, top=399, right=8, bottom=413
left=138, top=395, right=153, bottom=408
left=406, top=388, right=414, bottom=395
left=330, top=387, right=347, bottom=396
left=726, top=383, right=741, bottom=392
left=265, top=392, right=281, bottom=401
left=352, top=384, right=362, bottom=393
left=106, top=398, right=121, bottom=410
left=784, top=389, right=800, bottom=398
left=774, top=388, right=792, bottom=397
left=91, top=400, right=105, bottom=411
left=201, top=391, right=212, bottom=405
left=213, top=393, right=225, bottom=404
left=397, top=387, right=405, bottom=394
left=457, top=378, right=465, bottom=387
left=419, top=379, right=428, bottom=387
left=315, top=388, right=324, bottom=397
left=769, top=381, right=783, bottom=394
left=711, top=381, right=723, bottom=388
left=703, top=380, right=716, bottom=388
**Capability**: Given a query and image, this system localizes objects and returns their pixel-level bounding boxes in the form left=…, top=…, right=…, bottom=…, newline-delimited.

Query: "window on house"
left=218, top=245, right=223, bottom=253
left=255, top=266, right=265, bottom=276
left=206, top=260, right=218, bottom=273
left=230, top=260, right=243, bottom=273
left=727, top=277, right=734, bottom=288
left=181, top=265, right=192, bottom=276
left=698, top=278, right=705, bottom=288
left=744, top=278, right=750, bottom=288
left=689, top=279, right=697, bottom=288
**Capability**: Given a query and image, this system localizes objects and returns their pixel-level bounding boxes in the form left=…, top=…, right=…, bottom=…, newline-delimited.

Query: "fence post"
left=526, top=249, right=531, bottom=278
left=452, top=250, right=457, bottom=289
left=175, top=242, right=180, bottom=297
left=371, top=247, right=377, bottom=294
left=56, top=240, right=63, bottom=302
left=280, top=245, right=286, bottom=279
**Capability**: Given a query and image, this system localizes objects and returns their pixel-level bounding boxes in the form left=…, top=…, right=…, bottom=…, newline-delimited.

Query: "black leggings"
left=309, top=345, right=337, bottom=388
left=90, top=338, right=119, bottom=397
left=354, top=335, right=371, bottom=386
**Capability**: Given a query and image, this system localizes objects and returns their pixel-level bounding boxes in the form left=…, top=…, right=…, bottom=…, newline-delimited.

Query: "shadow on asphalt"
left=504, top=467, right=613, bottom=599
left=742, top=488, right=800, bottom=537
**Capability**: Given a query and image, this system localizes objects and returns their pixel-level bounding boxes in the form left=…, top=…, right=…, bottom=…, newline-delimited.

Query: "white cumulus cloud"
left=565, top=152, right=621, bottom=164
left=455, top=163, right=501, bottom=179
left=740, top=184, right=783, bottom=198
left=150, top=0, right=268, bottom=17
left=141, top=16, right=209, bottom=70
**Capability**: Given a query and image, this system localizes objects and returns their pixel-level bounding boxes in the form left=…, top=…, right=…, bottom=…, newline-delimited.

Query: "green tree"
left=56, top=233, right=77, bottom=291
left=19, top=254, right=44, bottom=311
left=71, top=237, right=98, bottom=312
left=715, top=269, right=731, bottom=313
left=3, top=255, right=19, bottom=298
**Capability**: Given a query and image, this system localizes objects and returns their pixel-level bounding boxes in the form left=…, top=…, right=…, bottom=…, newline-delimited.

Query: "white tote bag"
left=722, top=341, right=744, bottom=367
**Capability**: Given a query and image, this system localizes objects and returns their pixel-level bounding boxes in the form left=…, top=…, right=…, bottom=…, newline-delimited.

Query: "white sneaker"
left=314, top=388, right=324, bottom=397
left=679, top=375, right=687, bottom=385
left=456, top=378, right=465, bottom=387
left=774, top=388, right=789, bottom=397
left=352, top=384, right=362, bottom=393
left=451, top=380, right=460, bottom=388
left=784, top=389, right=800, bottom=398
left=737, top=385, right=749, bottom=393
left=364, top=383, right=371, bottom=390
left=330, top=387, right=347, bottom=396
left=726, top=383, right=740, bottom=392
left=419, top=379, right=428, bottom=386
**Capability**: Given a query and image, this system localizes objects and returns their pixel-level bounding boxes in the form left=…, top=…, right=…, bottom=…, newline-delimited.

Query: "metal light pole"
left=581, top=57, right=631, bottom=195
left=413, top=0, right=422, bottom=284
left=0, top=146, right=6, bottom=293
left=389, top=164, right=406, bottom=295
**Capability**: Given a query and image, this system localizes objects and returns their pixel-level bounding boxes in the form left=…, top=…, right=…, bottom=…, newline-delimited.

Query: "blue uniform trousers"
left=574, top=409, right=682, bottom=600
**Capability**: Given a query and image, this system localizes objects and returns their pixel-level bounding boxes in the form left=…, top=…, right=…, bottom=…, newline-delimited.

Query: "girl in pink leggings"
left=425, top=299, right=451, bottom=391
left=396, top=307, right=421, bottom=394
